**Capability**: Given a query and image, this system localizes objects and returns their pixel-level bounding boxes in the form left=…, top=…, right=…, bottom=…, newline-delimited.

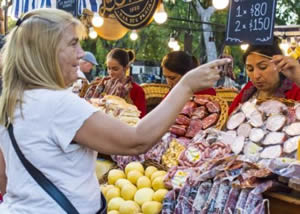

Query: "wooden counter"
left=264, top=191, right=300, bottom=214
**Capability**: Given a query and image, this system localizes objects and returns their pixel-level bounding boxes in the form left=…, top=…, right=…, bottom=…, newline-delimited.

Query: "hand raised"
left=272, top=55, right=300, bottom=86
left=180, top=58, right=232, bottom=93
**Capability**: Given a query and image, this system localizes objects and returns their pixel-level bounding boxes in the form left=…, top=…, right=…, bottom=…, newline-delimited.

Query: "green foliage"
left=276, top=0, right=300, bottom=24
left=80, top=0, right=298, bottom=70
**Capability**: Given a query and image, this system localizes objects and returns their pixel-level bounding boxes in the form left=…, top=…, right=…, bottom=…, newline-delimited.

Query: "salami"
left=241, top=100, right=258, bottom=117
left=234, top=188, right=250, bottom=214
left=169, top=125, right=187, bottom=136
left=194, top=95, right=210, bottom=105
left=202, top=181, right=221, bottom=214
left=266, top=114, right=286, bottom=131
left=248, top=110, right=264, bottom=128
left=174, top=184, right=194, bottom=214
left=250, top=199, right=268, bottom=214
left=284, top=122, right=300, bottom=136
left=296, top=105, right=300, bottom=120
left=223, top=187, right=240, bottom=214
left=227, top=112, right=246, bottom=130
left=176, top=114, right=191, bottom=126
left=185, top=119, right=203, bottom=138
left=262, top=132, right=286, bottom=145
left=249, top=128, right=265, bottom=143
left=162, top=190, right=178, bottom=214
left=231, top=136, right=245, bottom=155
left=202, top=113, right=219, bottom=130
left=192, top=106, right=208, bottom=120
left=206, top=101, right=220, bottom=113
left=283, top=135, right=300, bottom=153
left=258, top=100, right=288, bottom=116
left=237, top=123, right=252, bottom=138
left=214, top=180, right=231, bottom=213
left=181, top=101, right=197, bottom=117
left=193, top=181, right=212, bottom=211
left=244, top=192, right=263, bottom=214
left=243, top=142, right=263, bottom=157
left=260, top=145, right=282, bottom=159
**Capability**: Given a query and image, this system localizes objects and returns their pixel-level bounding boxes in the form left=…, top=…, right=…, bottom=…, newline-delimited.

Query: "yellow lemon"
left=136, top=176, right=151, bottom=189
left=119, top=200, right=140, bottom=214
left=125, top=162, right=144, bottom=175
left=108, top=169, right=126, bottom=185
left=121, top=184, right=137, bottom=200
left=108, top=211, right=120, bottom=214
left=100, top=184, right=115, bottom=196
left=152, top=175, right=166, bottom=191
left=127, top=170, right=143, bottom=185
left=115, top=178, right=132, bottom=189
left=134, top=188, right=154, bottom=206
left=152, top=189, right=169, bottom=202
left=106, top=187, right=120, bottom=202
left=107, top=197, right=124, bottom=211
left=142, top=201, right=162, bottom=214
left=145, top=166, right=158, bottom=178
left=150, top=170, right=167, bottom=182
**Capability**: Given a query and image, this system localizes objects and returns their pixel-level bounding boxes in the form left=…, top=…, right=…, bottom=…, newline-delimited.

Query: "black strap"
left=7, top=124, right=79, bottom=214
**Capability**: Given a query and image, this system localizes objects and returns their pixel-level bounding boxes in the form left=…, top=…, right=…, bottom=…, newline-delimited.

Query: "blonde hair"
left=0, top=8, right=86, bottom=125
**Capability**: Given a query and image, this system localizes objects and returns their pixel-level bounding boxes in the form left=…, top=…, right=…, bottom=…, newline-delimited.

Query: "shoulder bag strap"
left=7, top=124, right=79, bottom=214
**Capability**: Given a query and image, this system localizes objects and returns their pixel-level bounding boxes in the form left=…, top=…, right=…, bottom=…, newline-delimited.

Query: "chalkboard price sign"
left=225, top=0, right=277, bottom=45
left=57, top=0, right=77, bottom=17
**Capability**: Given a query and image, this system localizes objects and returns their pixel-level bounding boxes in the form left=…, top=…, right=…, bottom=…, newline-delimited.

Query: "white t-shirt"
left=0, top=89, right=100, bottom=214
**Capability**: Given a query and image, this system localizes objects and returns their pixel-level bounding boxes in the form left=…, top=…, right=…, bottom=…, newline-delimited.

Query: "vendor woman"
left=106, top=48, right=146, bottom=117
left=229, top=38, right=300, bottom=115
left=161, top=51, right=216, bottom=96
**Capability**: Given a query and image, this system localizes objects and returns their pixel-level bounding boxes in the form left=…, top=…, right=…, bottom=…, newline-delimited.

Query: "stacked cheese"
left=101, top=162, right=168, bottom=214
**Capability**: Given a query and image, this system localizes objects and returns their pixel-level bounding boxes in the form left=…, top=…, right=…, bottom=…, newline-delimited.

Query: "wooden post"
left=3, top=0, right=11, bottom=35
left=0, top=7, right=4, bottom=35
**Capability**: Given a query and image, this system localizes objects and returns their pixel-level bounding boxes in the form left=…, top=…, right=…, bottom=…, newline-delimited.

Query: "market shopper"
left=0, top=8, right=231, bottom=214
left=79, top=51, right=98, bottom=82
left=229, top=37, right=300, bottom=115
left=106, top=48, right=147, bottom=117
left=161, top=50, right=216, bottom=96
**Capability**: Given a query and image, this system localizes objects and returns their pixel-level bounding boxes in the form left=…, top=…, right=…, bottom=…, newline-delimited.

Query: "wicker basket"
left=256, top=97, right=297, bottom=107
left=216, top=88, right=239, bottom=105
left=194, top=94, right=229, bottom=130
left=141, top=83, right=170, bottom=100
left=141, top=83, right=171, bottom=112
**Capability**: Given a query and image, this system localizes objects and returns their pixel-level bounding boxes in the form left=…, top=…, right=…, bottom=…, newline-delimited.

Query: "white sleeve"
left=50, top=92, right=98, bottom=152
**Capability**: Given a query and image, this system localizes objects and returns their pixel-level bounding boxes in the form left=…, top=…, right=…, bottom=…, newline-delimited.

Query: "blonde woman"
left=0, top=8, right=230, bottom=214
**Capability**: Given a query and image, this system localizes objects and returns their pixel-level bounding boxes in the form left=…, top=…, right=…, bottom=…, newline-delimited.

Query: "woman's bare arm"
left=0, top=149, right=7, bottom=195
left=74, top=59, right=230, bottom=155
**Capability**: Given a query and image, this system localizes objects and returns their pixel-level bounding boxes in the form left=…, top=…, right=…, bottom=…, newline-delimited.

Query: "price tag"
left=225, top=0, right=277, bottom=45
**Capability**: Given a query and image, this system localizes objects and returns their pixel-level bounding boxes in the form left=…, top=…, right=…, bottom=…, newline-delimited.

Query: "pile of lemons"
left=101, top=161, right=169, bottom=214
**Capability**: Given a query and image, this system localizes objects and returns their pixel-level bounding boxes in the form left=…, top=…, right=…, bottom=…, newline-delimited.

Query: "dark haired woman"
left=106, top=48, right=146, bottom=117
left=229, top=38, right=300, bottom=115
left=161, top=51, right=216, bottom=96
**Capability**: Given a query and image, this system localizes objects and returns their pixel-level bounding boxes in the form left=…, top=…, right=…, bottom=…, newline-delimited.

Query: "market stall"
left=92, top=93, right=300, bottom=214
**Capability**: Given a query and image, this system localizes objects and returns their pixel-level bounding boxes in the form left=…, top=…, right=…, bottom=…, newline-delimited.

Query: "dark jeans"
left=96, top=193, right=107, bottom=214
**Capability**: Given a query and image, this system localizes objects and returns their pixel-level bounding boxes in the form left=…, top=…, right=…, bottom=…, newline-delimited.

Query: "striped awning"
left=10, top=0, right=102, bottom=18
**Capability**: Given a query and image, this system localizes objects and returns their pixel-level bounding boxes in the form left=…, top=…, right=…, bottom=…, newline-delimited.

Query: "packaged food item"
left=162, top=139, right=185, bottom=168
